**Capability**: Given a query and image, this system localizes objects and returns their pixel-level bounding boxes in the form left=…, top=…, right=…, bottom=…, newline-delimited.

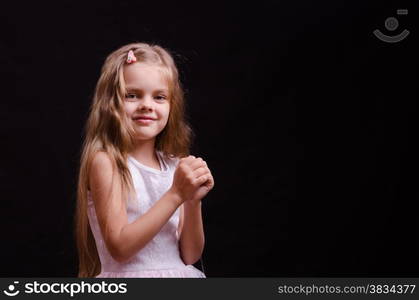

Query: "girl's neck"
left=129, top=139, right=161, bottom=170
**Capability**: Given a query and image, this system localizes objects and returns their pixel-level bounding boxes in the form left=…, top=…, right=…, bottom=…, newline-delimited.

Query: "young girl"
left=74, top=43, right=214, bottom=278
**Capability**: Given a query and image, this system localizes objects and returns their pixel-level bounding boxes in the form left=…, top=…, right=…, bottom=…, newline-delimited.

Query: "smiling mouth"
left=133, top=118, right=155, bottom=125
left=132, top=116, right=156, bottom=121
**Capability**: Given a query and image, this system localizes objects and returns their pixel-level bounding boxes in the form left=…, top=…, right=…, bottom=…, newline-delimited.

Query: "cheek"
left=160, top=104, right=170, bottom=122
left=123, top=103, right=136, bottom=115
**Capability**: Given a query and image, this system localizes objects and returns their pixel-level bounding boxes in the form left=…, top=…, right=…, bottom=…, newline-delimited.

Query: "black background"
left=1, top=0, right=418, bottom=277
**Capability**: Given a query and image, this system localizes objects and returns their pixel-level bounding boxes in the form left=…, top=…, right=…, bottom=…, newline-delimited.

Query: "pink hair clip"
left=126, top=50, right=137, bottom=64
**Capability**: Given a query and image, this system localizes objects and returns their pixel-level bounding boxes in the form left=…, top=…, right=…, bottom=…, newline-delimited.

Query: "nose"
left=137, top=95, right=154, bottom=112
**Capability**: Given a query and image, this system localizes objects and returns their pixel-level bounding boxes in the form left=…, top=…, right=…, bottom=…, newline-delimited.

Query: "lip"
left=132, top=116, right=156, bottom=120
left=133, top=117, right=156, bottom=125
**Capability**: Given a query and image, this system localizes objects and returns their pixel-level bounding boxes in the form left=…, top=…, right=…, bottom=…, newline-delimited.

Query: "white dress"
left=87, top=151, right=205, bottom=278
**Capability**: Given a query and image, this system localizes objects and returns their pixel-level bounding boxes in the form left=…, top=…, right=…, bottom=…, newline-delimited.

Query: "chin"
left=133, top=125, right=165, bottom=140
left=134, top=131, right=160, bottom=141
left=135, top=135, right=157, bottom=141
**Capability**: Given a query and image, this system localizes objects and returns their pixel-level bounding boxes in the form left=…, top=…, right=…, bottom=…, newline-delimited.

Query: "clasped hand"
left=170, top=155, right=214, bottom=206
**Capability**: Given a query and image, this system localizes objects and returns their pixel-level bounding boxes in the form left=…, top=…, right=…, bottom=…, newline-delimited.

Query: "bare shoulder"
left=91, top=151, right=113, bottom=170
left=89, top=151, right=115, bottom=190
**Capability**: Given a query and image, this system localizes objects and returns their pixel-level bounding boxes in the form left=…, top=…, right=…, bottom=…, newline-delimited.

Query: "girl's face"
left=122, top=62, right=170, bottom=143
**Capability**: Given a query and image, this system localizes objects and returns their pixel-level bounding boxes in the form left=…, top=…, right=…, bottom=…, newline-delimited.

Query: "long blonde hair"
left=74, top=42, right=192, bottom=277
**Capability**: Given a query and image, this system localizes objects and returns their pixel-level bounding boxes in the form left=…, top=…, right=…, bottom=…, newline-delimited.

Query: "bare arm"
left=177, top=157, right=214, bottom=265
left=117, top=190, right=182, bottom=262
left=179, top=201, right=205, bottom=265
left=89, top=152, right=182, bottom=263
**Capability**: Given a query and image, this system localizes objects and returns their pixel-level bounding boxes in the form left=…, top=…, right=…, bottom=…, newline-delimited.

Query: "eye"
left=155, top=95, right=167, bottom=101
left=154, top=95, right=167, bottom=101
left=125, top=93, right=138, bottom=101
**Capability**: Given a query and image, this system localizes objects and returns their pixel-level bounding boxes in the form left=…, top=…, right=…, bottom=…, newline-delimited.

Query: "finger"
left=193, top=166, right=209, bottom=178
left=204, top=165, right=211, bottom=173
left=189, top=157, right=206, bottom=171
left=208, top=174, right=214, bottom=188
left=179, top=155, right=195, bottom=167
left=195, top=174, right=209, bottom=186
left=203, top=172, right=214, bottom=188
